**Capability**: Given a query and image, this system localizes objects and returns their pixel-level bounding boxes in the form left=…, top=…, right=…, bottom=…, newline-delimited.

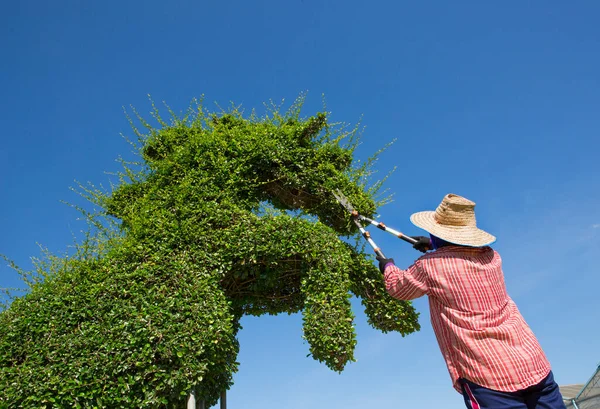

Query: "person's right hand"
left=411, top=236, right=431, bottom=253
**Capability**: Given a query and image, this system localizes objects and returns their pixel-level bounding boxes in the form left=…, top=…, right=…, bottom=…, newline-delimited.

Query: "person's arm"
left=377, top=257, right=429, bottom=300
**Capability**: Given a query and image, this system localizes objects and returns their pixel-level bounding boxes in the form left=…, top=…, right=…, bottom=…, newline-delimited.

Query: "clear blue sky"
left=1, top=1, right=599, bottom=407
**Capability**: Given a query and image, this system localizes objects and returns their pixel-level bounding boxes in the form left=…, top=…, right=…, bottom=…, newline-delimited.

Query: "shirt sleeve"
left=383, top=260, right=429, bottom=300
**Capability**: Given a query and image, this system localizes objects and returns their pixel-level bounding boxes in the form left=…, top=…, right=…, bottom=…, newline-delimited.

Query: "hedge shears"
left=333, top=189, right=419, bottom=259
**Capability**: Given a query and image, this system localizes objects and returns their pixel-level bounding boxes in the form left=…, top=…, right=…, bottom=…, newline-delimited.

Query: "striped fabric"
left=384, top=245, right=551, bottom=393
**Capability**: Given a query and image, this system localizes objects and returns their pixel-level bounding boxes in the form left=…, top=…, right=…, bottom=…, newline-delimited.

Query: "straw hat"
left=410, top=194, right=496, bottom=247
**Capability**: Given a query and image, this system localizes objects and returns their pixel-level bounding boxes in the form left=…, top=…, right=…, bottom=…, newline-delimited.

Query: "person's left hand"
left=376, top=255, right=395, bottom=274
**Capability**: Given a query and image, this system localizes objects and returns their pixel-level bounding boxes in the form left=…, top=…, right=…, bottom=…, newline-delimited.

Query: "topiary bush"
left=0, top=95, right=420, bottom=408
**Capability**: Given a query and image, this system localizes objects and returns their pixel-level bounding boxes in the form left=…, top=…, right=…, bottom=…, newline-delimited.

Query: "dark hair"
left=430, top=234, right=453, bottom=249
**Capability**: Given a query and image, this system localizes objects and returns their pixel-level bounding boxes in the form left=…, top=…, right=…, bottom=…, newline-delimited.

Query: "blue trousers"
left=459, top=371, right=567, bottom=409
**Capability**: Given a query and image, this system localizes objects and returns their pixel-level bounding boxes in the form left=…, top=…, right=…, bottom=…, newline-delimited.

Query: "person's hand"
left=411, top=236, right=431, bottom=253
left=376, top=255, right=395, bottom=274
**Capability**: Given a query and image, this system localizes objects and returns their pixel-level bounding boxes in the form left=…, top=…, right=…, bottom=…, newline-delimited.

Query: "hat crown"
left=434, top=194, right=477, bottom=227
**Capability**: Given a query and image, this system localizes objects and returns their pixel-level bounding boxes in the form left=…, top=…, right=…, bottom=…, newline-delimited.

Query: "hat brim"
left=410, top=211, right=496, bottom=247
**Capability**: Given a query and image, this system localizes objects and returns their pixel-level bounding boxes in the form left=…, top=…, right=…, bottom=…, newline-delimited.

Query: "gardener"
left=377, top=193, right=566, bottom=409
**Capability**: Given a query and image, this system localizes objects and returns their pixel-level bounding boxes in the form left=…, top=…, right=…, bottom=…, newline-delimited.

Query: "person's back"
left=379, top=194, right=566, bottom=409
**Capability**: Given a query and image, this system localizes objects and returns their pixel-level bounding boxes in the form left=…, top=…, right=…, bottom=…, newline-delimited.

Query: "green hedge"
left=0, top=96, right=419, bottom=408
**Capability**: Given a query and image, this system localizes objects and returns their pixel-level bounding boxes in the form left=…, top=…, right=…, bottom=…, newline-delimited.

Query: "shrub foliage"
left=0, top=96, right=420, bottom=408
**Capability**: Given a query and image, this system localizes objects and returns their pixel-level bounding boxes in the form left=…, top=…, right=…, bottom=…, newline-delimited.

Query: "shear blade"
left=333, top=189, right=356, bottom=214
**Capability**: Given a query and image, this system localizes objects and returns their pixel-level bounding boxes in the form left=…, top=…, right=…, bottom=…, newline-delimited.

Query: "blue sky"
left=1, top=1, right=599, bottom=407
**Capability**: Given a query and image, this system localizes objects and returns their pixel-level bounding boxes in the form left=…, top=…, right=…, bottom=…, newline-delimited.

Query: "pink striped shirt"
left=384, top=245, right=551, bottom=392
